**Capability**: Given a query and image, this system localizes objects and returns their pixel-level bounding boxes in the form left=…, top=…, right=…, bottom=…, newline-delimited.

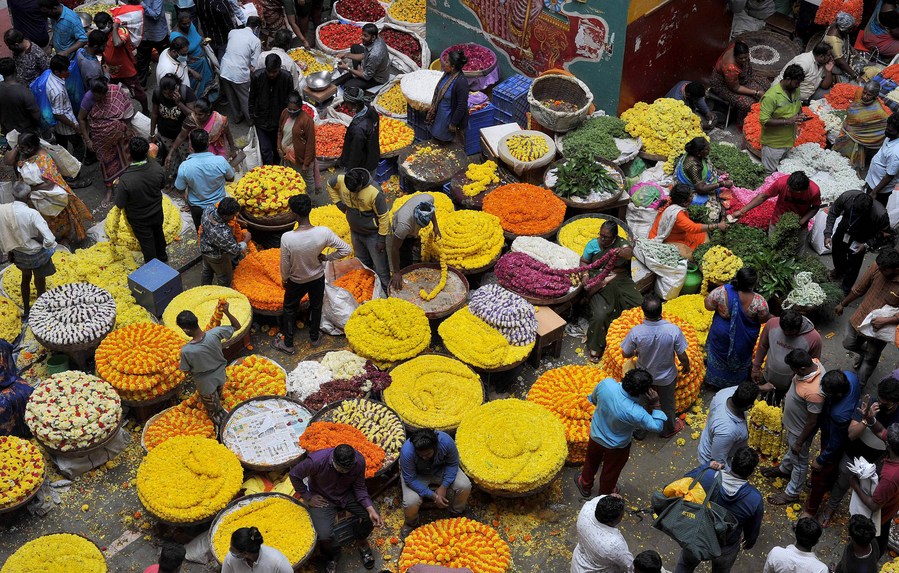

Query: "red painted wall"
left=618, top=0, right=732, bottom=114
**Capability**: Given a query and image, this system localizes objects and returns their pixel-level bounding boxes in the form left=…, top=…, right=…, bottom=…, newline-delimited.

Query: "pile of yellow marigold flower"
left=421, top=210, right=504, bottom=270
left=162, top=286, right=252, bottom=342
left=621, top=98, right=706, bottom=158
left=222, top=355, right=287, bottom=410
left=375, top=83, right=407, bottom=116
left=380, top=116, right=414, bottom=154
left=528, top=365, right=604, bottom=463
left=212, top=495, right=315, bottom=565
left=0, top=296, right=22, bottom=342
left=388, top=0, right=426, bottom=22
left=462, top=160, right=500, bottom=197
left=0, top=436, right=45, bottom=509
left=557, top=217, right=629, bottom=256
left=1, top=533, right=107, bottom=573
left=345, top=298, right=430, bottom=364
left=439, top=307, right=534, bottom=370
left=231, top=165, right=305, bottom=218
left=95, top=323, right=187, bottom=402
left=663, top=294, right=714, bottom=345
left=701, top=246, right=743, bottom=294
left=287, top=47, right=335, bottom=74
left=399, top=518, right=510, bottom=573
left=105, top=195, right=182, bottom=251
left=143, top=394, right=215, bottom=451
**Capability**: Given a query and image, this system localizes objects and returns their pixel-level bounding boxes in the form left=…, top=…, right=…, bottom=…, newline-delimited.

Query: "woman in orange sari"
left=649, top=184, right=727, bottom=252
left=709, top=41, right=768, bottom=119
left=169, top=97, right=237, bottom=162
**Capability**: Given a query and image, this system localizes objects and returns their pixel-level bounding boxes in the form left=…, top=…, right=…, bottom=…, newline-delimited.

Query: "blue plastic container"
left=128, top=258, right=183, bottom=317
left=465, top=103, right=497, bottom=156
left=375, top=157, right=398, bottom=183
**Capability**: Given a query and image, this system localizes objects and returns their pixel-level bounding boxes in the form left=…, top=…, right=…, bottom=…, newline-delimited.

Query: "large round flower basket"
left=527, top=74, right=593, bottom=133
left=545, top=157, right=626, bottom=212
left=734, top=30, right=801, bottom=79
left=220, top=395, right=313, bottom=472
left=387, top=263, right=469, bottom=320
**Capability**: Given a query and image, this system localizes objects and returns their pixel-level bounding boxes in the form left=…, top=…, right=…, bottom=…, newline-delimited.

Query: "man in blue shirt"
left=666, top=81, right=716, bottom=129
left=37, top=0, right=87, bottom=58
left=399, top=429, right=471, bottom=539
left=576, top=368, right=667, bottom=497
left=174, top=129, right=235, bottom=229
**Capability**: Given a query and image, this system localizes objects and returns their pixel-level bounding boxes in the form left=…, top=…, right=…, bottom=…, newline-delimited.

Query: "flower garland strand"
left=399, top=518, right=511, bottom=573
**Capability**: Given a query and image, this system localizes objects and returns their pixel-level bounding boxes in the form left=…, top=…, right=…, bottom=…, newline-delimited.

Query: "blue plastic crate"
left=493, top=107, right=527, bottom=129
left=406, top=107, right=431, bottom=142
left=465, top=103, right=497, bottom=156
left=492, top=74, right=532, bottom=119
left=375, top=157, right=397, bottom=183
left=128, top=259, right=182, bottom=317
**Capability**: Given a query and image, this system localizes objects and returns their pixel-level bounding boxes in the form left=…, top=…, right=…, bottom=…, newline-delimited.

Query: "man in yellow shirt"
left=759, top=64, right=806, bottom=172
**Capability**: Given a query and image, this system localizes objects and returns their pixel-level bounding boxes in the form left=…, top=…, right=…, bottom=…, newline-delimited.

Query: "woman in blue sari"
left=170, top=10, right=217, bottom=101
left=674, top=137, right=733, bottom=221
left=704, top=267, right=770, bottom=389
left=0, top=340, right=33, bottom=437
left=426, top=50, right=470, bottom=145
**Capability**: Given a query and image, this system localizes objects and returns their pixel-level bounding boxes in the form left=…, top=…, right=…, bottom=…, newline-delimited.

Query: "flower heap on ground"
left=601, top=308, right=705, bottom=413
left=807, top=99, right=843, bottom=139
left=375, top=83, right=407, bottom=116
left=316, top=122, right=347, bottom=158
left=27, top=283, right=116, bottom=347
left=743, top=103, right=826, bottom=149
left=0, top=534, right=107, bottom=573
left=511, top=236, right=580, bottom=270
left=421, top=210, right=504, bottom=270
left=319, top=398, right=405, bottom=466
left=223, top=355, right=287, bottom=409
left=527, top=365, right=606, bottom=463
left=334, top=269, right=376, bottom=303
left=232, top=249, right=285, bottom=311
left=777, top=143, right=863, bottom=202
left=482, top=183, right=566, bottom=236
left=748, top=401, right=784, bottom=458
left=105, top=195, right=182, bottom=250
left=25, top=371, right=121, bottom=451
left=345, top=298, right=430, bottom=365
left=621, top=98, right=705, bottom=160
left=95, top=323, right=187, bottom=402
left=557, top=217, right=628, bottom=256
left=726, top=179, right=778, bottom=229
left=380, top=116, right=414, bottom=154
left=136, top=436, right=243, bottom=523
left=462, top=160, right=499, bottom=197
left=384, top=354, right=483, bottom=431
left=230, top=165, right=305, bottom=218
left=662, top=294, right=714, bottom=345
left=823, top=82, right=859, bottom=110
left=381, top=28, right=422, bottom=66
left=0, top=436, right=45, bottom=508
left=143, top=394, right=215, bottom=451
left=0, top=296, right=21, bottom=341
left=300, top=422, right=385, bottom=478
left=287, top=361, right=334, bottom=401
left=162, top=286, right=252, bottom=342
left=212, top=496, right=316, bottom=564
left=456, top=399, right=567, bottom=493
left=399, top=517, right=511, bottom=573
left=468, top=284, right=537, bottom=346
left=310, top=204, right=353, bottom=258
left=700, top=246, right=743, bottom=295
left=302, top=361, right=391, bottom=412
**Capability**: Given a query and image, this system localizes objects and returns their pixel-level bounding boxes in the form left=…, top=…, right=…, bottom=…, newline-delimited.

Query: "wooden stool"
left=765, top=13, right=797, bottom=39
left=529, top=307, right=566, bottom=367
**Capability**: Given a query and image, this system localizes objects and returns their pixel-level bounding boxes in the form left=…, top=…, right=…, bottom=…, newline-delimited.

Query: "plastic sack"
left=66, top=53, right=85, bottom=115
left=332, top=0, right=386, bottom=27
left=130, top=111, right=151, bottom=139
left=0, top=182, right=13, bottom=204
left=372, top=76, right=405, bottom=118
left=51, top=428, right=130, bottom=478
left=19, top=161, right=44, bottom=186
left=385, top=10, right=426, bottom=38
left=241, top=126, right=263, bottom=173
left=858, top=305, right=899, bottom=342
left=380, top=23, right=429, bottom=73
left=663, top=477, right=707, bottom=504
left=31, top=186, right=70, bottom=217
left=808, top=210, right=839, bottom=255
left=321, top=258, right=385, bottom=335
left=110, top=4, right=144, bottom=46
left=633, top=239, right=687, bottom=300
left=848, top=456, right=881, bottom=534
left=326, top=94, right=354, bottom=126
left=314, top=22, right=347, bottom=57
left=42, top=141, right=82, bottom=178
left=29, top=70, right=57, bottom=130
left=626, top=203, right=659, bottom=241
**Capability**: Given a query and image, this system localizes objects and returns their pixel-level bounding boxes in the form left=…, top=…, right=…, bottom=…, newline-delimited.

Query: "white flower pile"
left=286, top=361, right=333, bottom=400
left=783, top=272, right=827, bottom=308
left=511, top=236, right=580, bottom=270
left=30, top=283, right=116, bottom=346
left=320, top=351, right=367, bottom=380
left=808, top=100, right=842, bottom=141
left=778, top=143, right=863, bottom=203
left=400, top=70, right=442, bottom=111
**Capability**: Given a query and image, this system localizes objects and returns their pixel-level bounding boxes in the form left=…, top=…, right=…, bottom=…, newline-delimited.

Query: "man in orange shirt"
left=93, top=12, right=147, bottom=113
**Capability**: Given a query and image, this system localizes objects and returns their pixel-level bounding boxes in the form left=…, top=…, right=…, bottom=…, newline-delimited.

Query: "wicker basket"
left=528, top=75, right=594, bottom=133
left=734, top=30, right=801, bottom=79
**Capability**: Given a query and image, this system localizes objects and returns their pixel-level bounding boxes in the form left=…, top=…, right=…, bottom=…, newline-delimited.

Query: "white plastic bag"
left=110, top=4, right=144, bottom=47
left=858, top=305, right=899, bottom=342
left=321, top=258, right=385, bottom=335
left=808, top=209, right=839, bottom=255
left=41, top=141, right=81, bottom=178
left=242, top=126, right=263, bottom=173
left=633, top=240, right=687, bottom=300
left=848, top=457, right=882, bottom=534
left=626, top=203, right=658, bottom=240
left=30, top=186, right=70, bottom=217
left=18, top=161, right=44, bottom=186
left=130, top=111, right=151, bottom=139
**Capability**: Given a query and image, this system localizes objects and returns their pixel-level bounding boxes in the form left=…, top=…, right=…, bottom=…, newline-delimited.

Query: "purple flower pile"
left=468, top=284, right=537, bottom=346
left=494, top=252, right=572, bottom=299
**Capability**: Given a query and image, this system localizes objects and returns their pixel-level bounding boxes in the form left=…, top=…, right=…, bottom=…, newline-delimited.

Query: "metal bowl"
left=78, top=12, right=93, bottom=29
left=306, top=70, right=332, bottom=91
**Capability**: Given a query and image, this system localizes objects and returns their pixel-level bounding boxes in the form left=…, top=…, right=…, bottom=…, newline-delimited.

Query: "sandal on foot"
left=767, top=491, right=799, bottom=505
left=358, top=546, right=375, bottom=570
left=760, top=466, right=790, bottom=479
left=660, top=418, right=685, bottom=439
left=574, top=475, right=591, bottom=498
left=818, top=505, right=836, bottom=527
left=588, top=351, right=600, bottom=364
left=270, top=337, right=297, bottom=355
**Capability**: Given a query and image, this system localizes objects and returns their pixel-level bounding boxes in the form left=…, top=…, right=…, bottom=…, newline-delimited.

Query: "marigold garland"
left=482, top=183, right=565, bottom=236
left=222, top=355, right=287, bottom=410
left=557, top=217, right=629, bottom=256
left=748, top=400, right=784, bottom=458
left=662, top=294, right=714, bottom=345
left=333, top=269, right=376, bottom=303
left=814, top=0, right=862, bottom=25
left=399, top=517, right=511, bottom=573
left=211, top=496, right=315, bottom=565
left=384, top=354, right=483, bottom=431
left=621, top=98, right=706, bottom=157
left=105, top=195, right=181, bottom=250
left=232, top=249, right=285, bottom=311
left=95, top=323, right=186, bottom=402
left=299, top=422, right=385, bottom=478
left=231, top=165, right=305, bottom=218
left=462, top=160, right=499, bottom=196
left=439, top=307, right=534, bottom=369
left=136, top=436, right=243, bottom=523
left=143, top=395, right=215, bottom=451
left=743, top=103, right=826, bottom=149
left=310, top=204, right=354, bottom=258
left=456, top=399, right=566, bottom=493
left=1, top=534, right=107, bottom=573
left=389, top=191, right=455, bottom=220
left=420, top=210, right=504, bottom=270
left=345, top=298, right=430, bottom=364
left=0, top=436, right=45, bottom=509
left=0, top=296, right=22, bottom=342
left=824, top=83, right=860, bottom=110
left=162, top=286, right=252, bottom=342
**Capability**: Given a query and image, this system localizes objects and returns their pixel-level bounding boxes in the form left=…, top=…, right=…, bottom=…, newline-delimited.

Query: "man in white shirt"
left=273, top=194, right=351, bottom=355
left=762, top=517, right=828, bottom=573
left=0, top=200, right=57, bottom=317
left=46, top=55, right=84, bottom=163
left=866, top=113, right=899, bottom=205
left=772, top=43, right=834, bottom=101
left=257, top=29, right=301, bottom=90
left=571, top=495, right=634, bottom=573
left=219, top=17, right=261, bottom=126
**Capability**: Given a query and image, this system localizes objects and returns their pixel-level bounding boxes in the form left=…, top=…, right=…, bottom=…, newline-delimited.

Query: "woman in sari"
left=674, top=137, right=734, bottom=221
left=151, top=74, right=198, bottom=189
left=704, top=267, right=770, bottom=389
left=862, top=0, right=899, bottom=59
left=0, top=341, right=33, bottom=437
left=824, top=12, right=862, bottom=81
left=427, top=50, right=470, bottom=145
left=649, top=184, right=728, bottom=252
left=78, top=77, right=134, bottom=204
left=3, top=132, right=93, bottom=244
left=832, top=81, right=890, bottom=176
left=710, top=41, right=768, bottom=119
left=171, top=10, right=217, bottom=101
left=168, top=98, right=236, bottom=168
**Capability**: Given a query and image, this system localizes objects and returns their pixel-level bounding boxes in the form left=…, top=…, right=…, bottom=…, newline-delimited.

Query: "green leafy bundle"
left=555, top=153, right=620, bottom=198
left=709, top=143, right=766, bottom=189
left=562, top=116, right=628, bottom=162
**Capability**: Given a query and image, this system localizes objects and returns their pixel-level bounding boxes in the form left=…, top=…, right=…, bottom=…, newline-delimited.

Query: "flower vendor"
left=666, top=80, right=716, bottom=130
left=575, top=369, right=667, bottom=497
left=427, top=50, right=470, bottom=145
left=114, top=137, right=167, bottom=265
left=288, top=444, right=383, bottom=571
left=580, top=219, right=642, bottom=363
left=174, top=128, right=235, bottom=229
left=861, top=0, right=899, bottom=60
left=704, top=267, right=770, bottom=389
left=222, top=527, right=292, bottom=573
left=399, top=429, right=472, bottom=539
left=199, top=197, right=251, bottom=287
left=278, top=91, right=318, bottom=194
left=823, top=12, right=862, bottom=82
left=170, top=96, right=239, bottom=167
left=388, top=194, right=440, bottom=292
left=676, top=448, right=764, bottom=572
left=143, top=542, right=186, bottom=573
left=337, top=87, right=381, bottom=174
left=272, top=194, right=350, bottom=355
left=673, top=137, right=734, bottom=214
left=835, top=248, right=899, bottom=386
left=650, top=184, right=728, bottom=251
left=752, top=309, right=823, bottom=401
left=150, top=74, right=198, bottom=186
left=709, top=41, right=767, bottom=119
left=571, top=495, right=634, bottom=573
left=0, top=340, right=33, bottom=437
left=732, top=171, right=821, bottom=253
left=176, top=302, right=241, bottom=427
left=832, top=81, right=889, bottom=175
left=334, top=24, right=390, bottom=93
left=697, top=380, right=758, bottom=470
left=327, top=168, right=390, bottom=286
left=757, top=64, right=805, bottom=172
left=761, top=349, right=825, bottom=506
left=249, top=55, right=294, bottom=166
left=772, top=43, right=835, bottom=102
left=864, top=113, right=899, bottom=206
left=620, top=293, right=690, bottom=438
left=0, top=195, right=56, bottom=319
left=850, top=425, right=899, bottom=559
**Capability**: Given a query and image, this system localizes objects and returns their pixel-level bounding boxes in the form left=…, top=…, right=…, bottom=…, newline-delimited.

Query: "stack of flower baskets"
left=230, top=165, right=305, bottom=225
left=557, top=216, right=629, bottom=257
left=1, top=533, right=107, bottom=572
left=105, top=195, right=182, bottom=250
left=136, top=436, right=243, bottom=524
left=456, top=399, right=566, bottom=495
left=142, top=394, right=215, bottom=451
left=344, top=298, right=430, bottom=366
left=222, top=355, right=287, bottom=410
left=162, top=286, right=252, bottom=343
left=601, top=307, right=705, bottom=413
left=419, top=210, right=504, bottom=272
left=663, top=294, right=714, bottom=346
left=743, top=103, right=826, bottom=151
left=25, top=371, right=121, bottom=453
left=232, top=249, right=285, bottom=313
left=383, top=354, right=483, bottom=431
left=399, top=517, right=511, bottom=573
left=0, top=436, right=45, bottom=510
left=527, top=366, right=604, bottom=463
left=482, top=183, right=566, bottom=238
left=95, top=323, right=187, bottom=403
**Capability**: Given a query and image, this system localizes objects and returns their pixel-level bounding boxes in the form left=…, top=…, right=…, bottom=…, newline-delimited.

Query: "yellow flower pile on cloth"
left=621, top=98, right=706, bottom=158
left=380, top=116, right=414, bottom=154
left=384, top=354, right=483, bottom=431
left=375, top=83, right=408, bottom=115
left=287, top=47, right=335, bottom=74
left=162, top=286, right=252, bottom=342
left=438, top=307, right=534, bottom=370
left=748, top=400, right=784, bottom=459
left=700, top=246, right=743, bottom=295
left=663, top=294, right=714, bottom=345
left=310, top=204, right=353, bottom=258
left=457, top=399, right=566, bottom=493
left=95, top=323, right=187, bottom=402
left=231, top=165, right=305, bottom=218
left=222, top=355, right=287, bottom=410
left=136, top=436, right=243, bottom=523
left=399, top=517, right=511, bottom=573
left=1, top=243, right=153, bottom=328
left=345, top=298, right=430, bottom=364
left=0, top=436, right=45, bottom=509
left=232, top=249, right=285, bottom=311
left=462, top=160, right=499, bottom=197
left=527, top=365, right=605, bottom=463
left=105, top=195, right=182, bottom=250
left=211, top=495, right=315, bottom=565
left=143, top=394, right=215, bottom=451
left=602, top=307, right=705, bottom=413
left=557, top=217, right=629, bottom=256
left=389, top=190, right=455, bottom=220
left=421, top=210, right=504, bottom=270
left=1, top=534, right=107, bottom=573
left=0, top=296, right=22, bottom=342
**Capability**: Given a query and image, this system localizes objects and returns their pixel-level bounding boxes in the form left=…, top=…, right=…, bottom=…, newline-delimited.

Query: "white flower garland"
left=510, top=236, right=580, bottom=270
left=777, top=143, right=863, bottom=203
left=808, top=100, right=843, bottom=141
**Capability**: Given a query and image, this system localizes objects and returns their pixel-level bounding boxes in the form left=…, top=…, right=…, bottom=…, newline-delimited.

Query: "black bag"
left=650, top=469, right=739, bottom=561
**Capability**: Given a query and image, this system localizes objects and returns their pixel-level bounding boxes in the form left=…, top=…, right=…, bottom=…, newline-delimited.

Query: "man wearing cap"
left=338, top=86, right=380, bottom=174
left=388, top=193, right=441, bottom=292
